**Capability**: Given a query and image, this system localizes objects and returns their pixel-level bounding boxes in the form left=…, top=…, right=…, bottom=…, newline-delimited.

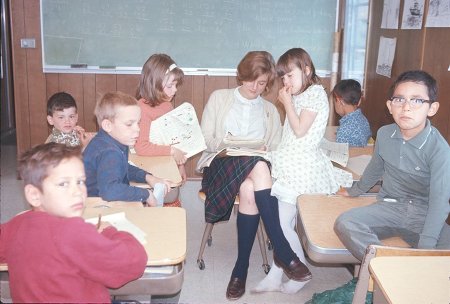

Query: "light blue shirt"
left=336, top=108, right=371, bottom=147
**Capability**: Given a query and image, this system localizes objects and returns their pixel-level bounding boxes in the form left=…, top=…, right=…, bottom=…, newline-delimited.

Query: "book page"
left=223, top=136, right=265, bottom=149
left=346, top=154, right=372, bottom=177
left=319, top=138, right=349, bottom=167
left=149, top=102, right=206, bottom=158
left=225, top=147, right=268, bottom=158
left=85, top=212, right=147, bottom=244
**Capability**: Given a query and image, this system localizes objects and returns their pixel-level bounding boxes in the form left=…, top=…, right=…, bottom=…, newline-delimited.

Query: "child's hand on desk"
left=336, top=187, right=349, bottom=196
left=145, top=190, right=158, bottom=207
left=170, top=146, right=187, bottom=165
left=97, top=221, right=112, bottom=232
left=145, top=174, right=173, bottom=191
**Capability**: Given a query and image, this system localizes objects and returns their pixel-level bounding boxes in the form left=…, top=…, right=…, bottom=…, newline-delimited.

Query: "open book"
left=319, top=138, right=349, bottom=167
left=216, top=137, right=268, bottom=158
left=148, top=102, right=206, bottom=158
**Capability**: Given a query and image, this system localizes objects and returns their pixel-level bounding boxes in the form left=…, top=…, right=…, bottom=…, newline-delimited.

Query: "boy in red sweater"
left=0, top=143, right=147, bottom=303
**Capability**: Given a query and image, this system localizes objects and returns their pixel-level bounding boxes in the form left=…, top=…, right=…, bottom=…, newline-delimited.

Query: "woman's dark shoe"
left=273, top=255, right=312, bottom=282
left=226, top=277, right=246, bottom=300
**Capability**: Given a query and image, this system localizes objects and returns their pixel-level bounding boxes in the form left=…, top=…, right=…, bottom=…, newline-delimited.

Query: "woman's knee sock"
left=231, top=212, right=260, bottom=280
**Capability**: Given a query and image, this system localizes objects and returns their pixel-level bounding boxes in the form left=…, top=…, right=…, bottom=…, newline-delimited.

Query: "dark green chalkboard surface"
left=42, top=0, right=337, bottom=73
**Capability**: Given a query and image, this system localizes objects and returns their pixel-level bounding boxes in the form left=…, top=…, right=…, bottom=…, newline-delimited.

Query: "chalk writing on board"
left=42, top=0, right=337, bottom=71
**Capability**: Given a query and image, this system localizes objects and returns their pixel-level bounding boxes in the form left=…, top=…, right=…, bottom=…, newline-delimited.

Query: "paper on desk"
left=85, top=212, right=147, bottom=245
left=346, top=154, right=372, bottom=177
left=319, top=138, right=349, bottom=167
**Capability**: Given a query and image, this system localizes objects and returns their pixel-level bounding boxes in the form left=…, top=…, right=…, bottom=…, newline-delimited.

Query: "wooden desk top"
left=0, top=197, right=186, bottom=270
left=297, top=194, right=376, bottom=249
left=129, top=154, right=182, bottom=185
left=369, top=256, right=450, bottom=304
left=84, top=197, right=186, bottom=266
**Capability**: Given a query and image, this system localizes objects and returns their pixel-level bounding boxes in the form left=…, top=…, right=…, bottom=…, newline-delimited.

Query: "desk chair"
left=352, top=245, right=450, bottom=304
left=197, top=191, right=271, bottom=274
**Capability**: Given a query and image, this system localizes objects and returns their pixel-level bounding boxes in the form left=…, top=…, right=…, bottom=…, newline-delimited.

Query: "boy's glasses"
left=389, top=97, right=433, bottom=109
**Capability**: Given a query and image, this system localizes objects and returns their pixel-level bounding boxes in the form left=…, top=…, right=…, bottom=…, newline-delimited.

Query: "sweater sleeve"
left=134, top=100, right=172, bottom=156
left=97, top=149, right=149, bottom=202
left=58, top=218, right=147, bottom=289
left=201, top=91, right=227, bottom=152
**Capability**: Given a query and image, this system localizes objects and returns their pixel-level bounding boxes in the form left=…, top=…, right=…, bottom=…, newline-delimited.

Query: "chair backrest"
left=352, top=245, right=450, bottom=304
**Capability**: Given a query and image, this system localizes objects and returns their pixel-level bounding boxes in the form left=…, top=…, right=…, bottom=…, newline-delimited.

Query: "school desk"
left=0, top=197, right=187, bottom=300
left=129, top=154, right=182, bottom=186
left=296, top=195, right=409, bottom=264
left=369, top=256, right=450, bottom=304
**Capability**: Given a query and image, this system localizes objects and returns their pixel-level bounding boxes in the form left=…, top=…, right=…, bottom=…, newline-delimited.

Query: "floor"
left=0, top=133, right=353, bottom=304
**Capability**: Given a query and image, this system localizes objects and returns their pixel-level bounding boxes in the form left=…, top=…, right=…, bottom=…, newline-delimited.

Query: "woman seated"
left=196, top=51, right=311, bottom=301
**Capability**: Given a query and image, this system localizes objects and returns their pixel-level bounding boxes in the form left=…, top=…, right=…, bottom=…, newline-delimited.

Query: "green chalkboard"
left=41, top=0, right=337, bottom=73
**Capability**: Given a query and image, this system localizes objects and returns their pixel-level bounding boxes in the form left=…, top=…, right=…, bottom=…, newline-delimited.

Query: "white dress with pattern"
left=269, top=84, right=341, bottom=197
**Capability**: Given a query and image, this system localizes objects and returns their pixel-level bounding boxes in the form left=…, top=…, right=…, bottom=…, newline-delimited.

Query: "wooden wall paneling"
left=95, top=74, right=117, bottom=102
left=25, top=0, right=47, bottom=147
left=45, top=73, right=59, bottom=134
left=116, top=74, right=140, bottom=98
left=422, top=28, right=450, bottom=142
left=82, top=74, right=98, bottom=131
left=10, top=0, right=30, bottom=156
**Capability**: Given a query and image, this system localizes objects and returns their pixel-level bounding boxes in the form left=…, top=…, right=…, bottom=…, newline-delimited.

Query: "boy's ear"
left=24, top=184, right=43, bottom=208
left=386, top=99, right=393, bottom=114
left=47, top=115, right=54, bottom=126
left=427, top=102, right=439, bottom=117
left=101, top=119, right=112, bottom=132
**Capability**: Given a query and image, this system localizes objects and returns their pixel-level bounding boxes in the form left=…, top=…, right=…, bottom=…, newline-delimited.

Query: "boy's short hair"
left=47, top=92, right=77, bottom=116
left=19, top=143, right=82, bottom=191
left=389, top=70, right=438, bottom=102
left=332, top=79, right=362, bottom=106
left=94, top=91, right=138, bottom=126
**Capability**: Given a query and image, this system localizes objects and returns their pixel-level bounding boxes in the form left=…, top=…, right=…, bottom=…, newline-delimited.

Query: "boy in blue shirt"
left=332, top=79, right=371, bottom=146
left=335, top=70, right=450, bottom=261
left=83, top=91, right=172, bottom=205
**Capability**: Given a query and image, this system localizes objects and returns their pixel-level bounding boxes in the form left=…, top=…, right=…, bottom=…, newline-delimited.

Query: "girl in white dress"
left=253, top=48, right=349, bottom=294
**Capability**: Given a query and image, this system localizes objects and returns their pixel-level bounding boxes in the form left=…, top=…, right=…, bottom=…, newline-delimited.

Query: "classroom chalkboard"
left=41, top=0, right=337, bottom=74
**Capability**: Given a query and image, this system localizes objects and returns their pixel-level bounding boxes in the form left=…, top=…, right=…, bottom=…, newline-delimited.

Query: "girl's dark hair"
left=332, top=79, right=362, bottom=106
left=276, top=48, right=321, bottom=92
left=389, top=70, right=438, bottom=102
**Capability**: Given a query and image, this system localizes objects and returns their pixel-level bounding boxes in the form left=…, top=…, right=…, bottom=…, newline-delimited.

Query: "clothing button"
left=403, top=141, right=406, bottom=144
left=409, top=200, right=412, bottom=204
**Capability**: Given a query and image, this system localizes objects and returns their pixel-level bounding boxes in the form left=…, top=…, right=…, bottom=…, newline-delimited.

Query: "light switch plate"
left=20, top=38, right=36, bottom=48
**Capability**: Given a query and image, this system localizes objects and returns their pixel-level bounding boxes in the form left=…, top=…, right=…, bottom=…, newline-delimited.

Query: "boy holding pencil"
left=0, top=143, right=147, bottom=303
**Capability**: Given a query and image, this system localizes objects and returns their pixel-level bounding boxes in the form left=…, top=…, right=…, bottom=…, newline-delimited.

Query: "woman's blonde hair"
left=236, top=51, right=276, bottom=92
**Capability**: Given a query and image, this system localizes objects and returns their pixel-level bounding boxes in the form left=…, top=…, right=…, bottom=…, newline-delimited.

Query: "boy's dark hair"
left=389, top=70, right=438, bottom=102
left=47, top=92, right=77, bottom=116
left=19, top=143, right=82, bottom=191
left=332, top=79, right=362, bottom=106
left=276, top=48, right=321, bottom=92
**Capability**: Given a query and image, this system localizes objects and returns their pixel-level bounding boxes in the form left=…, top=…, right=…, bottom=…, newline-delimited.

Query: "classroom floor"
left=0, top=132, right=352, bottom=304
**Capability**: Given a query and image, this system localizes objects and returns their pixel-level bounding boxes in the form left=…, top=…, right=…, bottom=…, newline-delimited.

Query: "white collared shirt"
left=223, top=87, right=265, bottom=140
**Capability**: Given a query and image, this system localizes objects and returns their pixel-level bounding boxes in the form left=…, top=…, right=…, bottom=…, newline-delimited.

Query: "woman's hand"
left=171, top=146, right=187, bottom=165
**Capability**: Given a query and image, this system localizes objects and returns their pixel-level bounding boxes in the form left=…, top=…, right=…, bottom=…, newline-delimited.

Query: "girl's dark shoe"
left=273, top=255, right=312, bottom=282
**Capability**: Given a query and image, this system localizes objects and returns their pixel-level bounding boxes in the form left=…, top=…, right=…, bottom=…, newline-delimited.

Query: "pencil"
left=96, top=214, right=102, bottom=229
